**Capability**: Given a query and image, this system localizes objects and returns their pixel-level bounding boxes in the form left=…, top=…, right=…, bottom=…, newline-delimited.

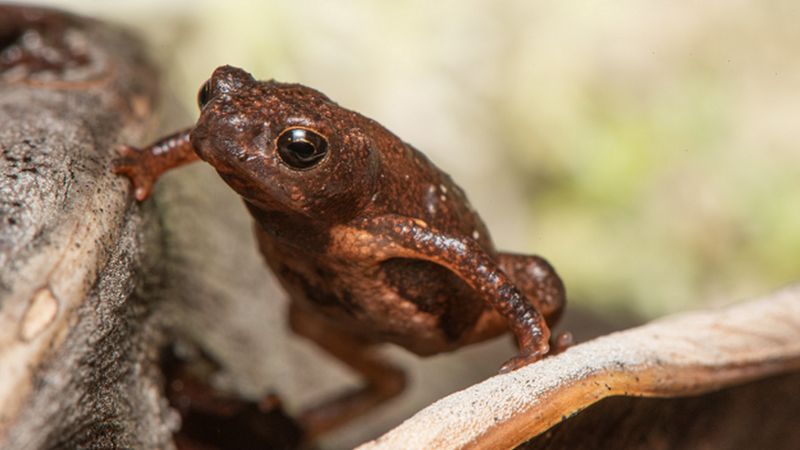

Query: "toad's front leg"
left=334, top=215, right=552, bottom=372
left=111, top=128, right=199, bottom=200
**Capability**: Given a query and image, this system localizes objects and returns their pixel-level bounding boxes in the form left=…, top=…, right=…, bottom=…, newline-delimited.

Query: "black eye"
left=276, top=128, right=328, bottom=169
left=197, top=80, right=212, bottom=108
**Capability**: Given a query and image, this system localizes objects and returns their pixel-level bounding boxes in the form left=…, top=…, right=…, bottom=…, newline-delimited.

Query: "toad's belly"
left=268, top=254, right=492, bottom=352
left=253, top=224, right=506, bottom=354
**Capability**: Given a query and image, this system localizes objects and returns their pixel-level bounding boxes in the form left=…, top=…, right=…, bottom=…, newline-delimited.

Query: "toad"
left=113, top=65, right=567, bottom=436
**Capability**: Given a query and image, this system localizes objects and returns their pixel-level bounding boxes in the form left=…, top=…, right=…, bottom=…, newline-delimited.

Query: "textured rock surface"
left=0, top=6, right=174, bottom=449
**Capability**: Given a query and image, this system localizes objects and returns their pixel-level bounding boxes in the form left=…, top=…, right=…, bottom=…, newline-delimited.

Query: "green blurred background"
left=38, top=0, right=799, bottom=319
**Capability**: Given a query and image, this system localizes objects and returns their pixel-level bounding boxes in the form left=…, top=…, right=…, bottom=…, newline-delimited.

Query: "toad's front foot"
left=499, top=331, right=574, bottom=373
left=500, top=346, right=549, bottom=373
left=111, top=144, right=157, bottom=201
left=110, top=128, right=198, bottom=201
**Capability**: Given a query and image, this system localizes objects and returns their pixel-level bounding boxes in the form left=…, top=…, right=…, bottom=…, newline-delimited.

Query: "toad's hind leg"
left=288, top=304, right=406, bottom=438
left=496, top=253, right=566, bottom=326
left=497, top=253, right=572, bottom=353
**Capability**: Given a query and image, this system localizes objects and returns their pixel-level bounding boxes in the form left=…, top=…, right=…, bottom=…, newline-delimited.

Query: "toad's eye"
left=276, top=128, right=328, bottom=169
left=197, top=80, right=212, bottom=108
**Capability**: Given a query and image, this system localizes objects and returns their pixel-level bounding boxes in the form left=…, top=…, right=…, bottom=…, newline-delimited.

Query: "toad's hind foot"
left=289, top=304, right=407, bottom=438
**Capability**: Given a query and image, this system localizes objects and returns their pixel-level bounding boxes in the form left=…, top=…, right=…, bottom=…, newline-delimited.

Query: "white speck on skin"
left=531, top=265, right=547, bottom=279
left=425, top=185, right=438, bottom=215
left=472, top=230, right=480, bottom=240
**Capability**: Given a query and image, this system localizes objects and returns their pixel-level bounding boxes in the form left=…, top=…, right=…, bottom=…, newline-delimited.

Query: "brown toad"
left=113, top=65, right=567, bottom=436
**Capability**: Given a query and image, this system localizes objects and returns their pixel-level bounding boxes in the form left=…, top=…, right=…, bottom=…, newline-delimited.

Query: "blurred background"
left=38, top=0, right=800, bottom=319
left=29, top=0, right=800, bottom=446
